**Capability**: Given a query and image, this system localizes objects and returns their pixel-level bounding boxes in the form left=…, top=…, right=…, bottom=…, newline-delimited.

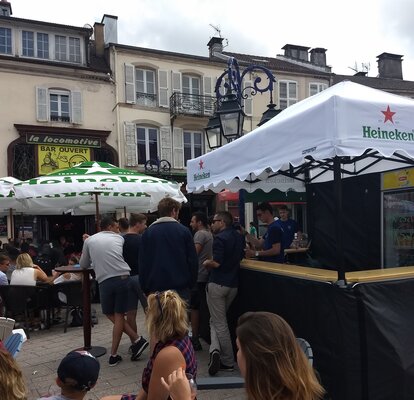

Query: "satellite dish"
left=83, top=23, right=94, bottom=39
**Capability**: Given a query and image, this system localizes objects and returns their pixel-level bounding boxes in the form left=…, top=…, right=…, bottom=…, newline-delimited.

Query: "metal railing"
left=170, top=92, right=216, bottom=119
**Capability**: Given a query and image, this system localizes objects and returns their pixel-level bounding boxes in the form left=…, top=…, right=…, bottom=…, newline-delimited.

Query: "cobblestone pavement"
left=18, top=305, right=246, bottom=400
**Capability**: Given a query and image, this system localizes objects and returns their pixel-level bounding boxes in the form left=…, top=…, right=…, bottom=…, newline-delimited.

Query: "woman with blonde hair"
left=0, top=348, right=27, bottom=399
left=101, top=290, right=196, bottom=400
left=10, top=253, right=52, bottom=285
left=162, top=311, right=324, bottom=400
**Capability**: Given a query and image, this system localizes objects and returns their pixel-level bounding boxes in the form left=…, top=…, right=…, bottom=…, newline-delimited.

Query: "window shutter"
left=171, top=71, right=182, bottom=93
left=173, top=127, right=184, bottom=169
left=71, top=91, right=82, bottom=124
left=243, top=80, right=253, bottom=116
left=125, top=63, right=135, bottom=104
left=158, top=69, right=169, bottom=108
left=203, top=76, right=214, bottom=115
left=160, top=126, right=172, bottom=164
left=124, top=122, right=138, bottom=166
left=36, top=87, right=48, bottom=121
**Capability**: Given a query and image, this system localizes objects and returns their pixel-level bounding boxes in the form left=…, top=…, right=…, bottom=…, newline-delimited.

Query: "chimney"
left=101, top=14, right=118, bottom=44
left=0, top=0, right=12, bottom=16
left=377, top=52, right=403, bottom=79
left=94, top=22, right=105, bottom=57
left=282, top=44, right=310, bottom=62
left=310, top=47, right=327, bottom=67
left=207, top=37, right=224, bottom=58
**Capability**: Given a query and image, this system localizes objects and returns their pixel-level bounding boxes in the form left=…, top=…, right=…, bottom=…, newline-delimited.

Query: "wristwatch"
left=255, top=251, right=259, bottom=257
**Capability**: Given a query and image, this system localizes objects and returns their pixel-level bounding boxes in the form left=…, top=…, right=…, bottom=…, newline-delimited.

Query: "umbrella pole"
left=124, top=206, right=127, bottom=218
left=9, top=208, right=14, bottom=240
left=334, top=156, right=346, bottom=285
left=94, top=193, right=101, bottom=233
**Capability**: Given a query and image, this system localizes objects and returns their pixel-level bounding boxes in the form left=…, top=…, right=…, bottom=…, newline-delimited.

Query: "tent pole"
left=334, top=156, right=346, bottom=285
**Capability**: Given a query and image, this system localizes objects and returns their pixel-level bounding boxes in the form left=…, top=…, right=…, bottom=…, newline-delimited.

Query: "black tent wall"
left=306, top=172, right=381, bottom=271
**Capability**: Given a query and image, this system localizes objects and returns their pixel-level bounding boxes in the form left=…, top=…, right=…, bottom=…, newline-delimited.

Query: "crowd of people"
left=0, top=198, right=324, bottom=400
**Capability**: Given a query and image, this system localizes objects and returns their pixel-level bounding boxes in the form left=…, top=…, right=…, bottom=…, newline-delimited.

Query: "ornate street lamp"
left=206, top=56, right=277, bottom=146
left=204, top=113, right=222, bottom=150
left=258, top=102, right=282, bottom=127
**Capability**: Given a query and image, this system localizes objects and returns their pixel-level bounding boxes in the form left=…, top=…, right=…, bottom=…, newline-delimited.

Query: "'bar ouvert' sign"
left=26, top=134, right=101, bottom=148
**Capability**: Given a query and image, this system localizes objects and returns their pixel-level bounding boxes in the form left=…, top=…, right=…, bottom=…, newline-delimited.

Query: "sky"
left=9, top=0, right=414, bottom=80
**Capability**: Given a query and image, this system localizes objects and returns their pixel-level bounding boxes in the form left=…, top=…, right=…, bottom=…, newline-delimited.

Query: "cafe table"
left=55, top=265, right=106, bottom=357
left=284, top=247, right=310, bottom=264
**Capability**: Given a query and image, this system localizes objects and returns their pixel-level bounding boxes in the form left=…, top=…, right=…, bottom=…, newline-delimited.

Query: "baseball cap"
left=57, top=350, right=100, bottom=392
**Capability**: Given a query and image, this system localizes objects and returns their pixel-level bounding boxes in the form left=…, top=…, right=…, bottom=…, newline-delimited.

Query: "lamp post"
left=205, top=56, right=278, bottom=225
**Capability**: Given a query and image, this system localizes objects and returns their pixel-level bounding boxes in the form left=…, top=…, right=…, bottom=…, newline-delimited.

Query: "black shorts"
left=99, top=275, right=130, bottom=315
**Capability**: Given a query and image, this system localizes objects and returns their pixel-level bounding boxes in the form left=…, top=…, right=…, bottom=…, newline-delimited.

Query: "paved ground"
left=17, top=305, right=246, bottom=400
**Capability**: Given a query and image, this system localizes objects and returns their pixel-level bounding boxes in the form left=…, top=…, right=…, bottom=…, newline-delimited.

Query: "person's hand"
left=160, top=367, right=192, bottom=400
left=245, top=248, right=255, bottom=258
left=82, top=233, right=90, bottom=241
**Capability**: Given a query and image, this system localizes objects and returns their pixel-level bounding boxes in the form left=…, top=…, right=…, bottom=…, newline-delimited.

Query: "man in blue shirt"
left=275, top=204, right=299, bottom=249
left=245, top=202, right=284, bottom=263
left=0, top=254, right=10, bottom=285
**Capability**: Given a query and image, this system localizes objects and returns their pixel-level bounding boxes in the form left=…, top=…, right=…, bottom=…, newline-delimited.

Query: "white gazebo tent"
left=187, top=81, right=414, bottom=281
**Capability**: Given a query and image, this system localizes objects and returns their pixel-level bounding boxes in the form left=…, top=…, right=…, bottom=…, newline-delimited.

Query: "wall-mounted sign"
left=37, top=145, right=91, bottom=175
left=27, top=133, right=101, bottom=148
left=382, top=168, right=414, bottom=190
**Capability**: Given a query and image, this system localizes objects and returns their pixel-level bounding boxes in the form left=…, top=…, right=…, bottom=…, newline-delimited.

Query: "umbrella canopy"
left=14, top=161, right=187, bottom=215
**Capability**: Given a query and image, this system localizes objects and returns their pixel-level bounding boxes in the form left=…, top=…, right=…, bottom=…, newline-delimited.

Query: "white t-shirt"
left=10, top=267, right=36, bottom=286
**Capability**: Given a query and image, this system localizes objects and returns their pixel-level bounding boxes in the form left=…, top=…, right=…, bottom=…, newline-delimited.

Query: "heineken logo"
left=381, top=105, right=395, bottom=124
left=28, top=191, right=151, bottom=199
left=362, top=105, right=414, bottom=142
left=14, top=176, right=166, bottom=186
left=194, top=171, right=210, bottom=181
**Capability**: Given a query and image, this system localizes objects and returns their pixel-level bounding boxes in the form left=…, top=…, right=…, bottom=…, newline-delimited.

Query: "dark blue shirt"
left=259, top=220, right=284, bottom=263
left=275, top=218, right=298, bottom=249
left=209, top=228, right=244, bottom=288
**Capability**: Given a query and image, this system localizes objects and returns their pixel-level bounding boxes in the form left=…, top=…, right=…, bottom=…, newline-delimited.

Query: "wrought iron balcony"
left=170, top=92, right=216, bottom=119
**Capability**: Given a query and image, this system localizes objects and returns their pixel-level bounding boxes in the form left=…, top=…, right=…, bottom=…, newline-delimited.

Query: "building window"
left=309, top=82, right=328, bottom=96
left=182, top=75, right=201, bottom=113
left=69, top=37, right=81, bottom=63
left=22, top=31, right=49, bottom=59
left=55, top=35, right=81, bottom=63
left=37, top=33, right=49, bottom=59
left=137, top=126, right=158, bottom=164
left=184, top=131, right=203, bottom=166
left=136, top=68, right=156, bottom=106
left=0, top=27, right=12, bottom=54
left=279, top=80, right=297, bottom=109
left=50, top=90, right=70, bottom=122
left=22, top=31, right=34, bottom=57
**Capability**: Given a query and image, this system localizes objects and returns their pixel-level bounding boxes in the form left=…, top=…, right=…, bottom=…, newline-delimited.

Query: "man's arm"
left=186, top=231, right=199, bottom=287
left=79, top=241, right=91, bottom=269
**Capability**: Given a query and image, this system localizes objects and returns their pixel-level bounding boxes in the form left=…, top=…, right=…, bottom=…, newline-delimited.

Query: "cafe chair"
left=53, top=280, right=83, bottom=333
left=296, top=337, right=314, bottom=366
left=0, top=317, right=15, bottom=341
left=3, top=332, right=24, bottom=358
left=0, top=285, right=39, bottom=339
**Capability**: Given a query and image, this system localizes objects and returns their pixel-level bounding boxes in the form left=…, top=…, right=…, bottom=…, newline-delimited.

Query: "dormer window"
left=22, top=31, right=49, bottom=59
left=55, top=35, right=81, bottom=63
left=0, top=27, right=12, bottom=54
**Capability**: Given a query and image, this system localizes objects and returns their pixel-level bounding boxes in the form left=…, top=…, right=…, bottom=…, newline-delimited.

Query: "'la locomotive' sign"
left=26, top=134, right=101, bottom=148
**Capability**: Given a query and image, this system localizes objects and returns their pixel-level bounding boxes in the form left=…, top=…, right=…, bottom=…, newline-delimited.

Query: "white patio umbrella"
left=13, top=161, right=187, bottom=220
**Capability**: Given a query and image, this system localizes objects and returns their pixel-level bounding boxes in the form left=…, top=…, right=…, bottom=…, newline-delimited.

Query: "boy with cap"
left=38, top=350, right=100, bottom=400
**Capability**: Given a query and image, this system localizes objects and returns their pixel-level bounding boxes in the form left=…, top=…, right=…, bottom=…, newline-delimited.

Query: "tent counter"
left=234, top=260, right=414, bottom=400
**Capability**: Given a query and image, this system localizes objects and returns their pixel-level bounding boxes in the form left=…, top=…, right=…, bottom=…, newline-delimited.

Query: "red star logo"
left=199, top=159, right=204, bottom=169
left=381, top=105, right=396, bottom=123
left=101, top=183, right=106, bottom=187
